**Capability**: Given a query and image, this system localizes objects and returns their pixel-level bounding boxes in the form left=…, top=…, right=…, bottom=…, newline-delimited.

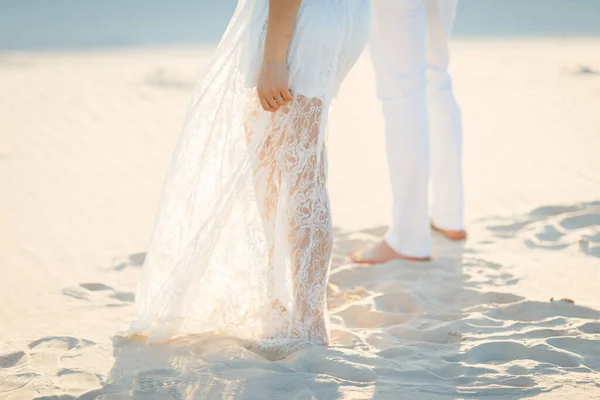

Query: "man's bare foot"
left=431, top=223, right=467, bottom=241
left=349, top=240, right=431, bottom=264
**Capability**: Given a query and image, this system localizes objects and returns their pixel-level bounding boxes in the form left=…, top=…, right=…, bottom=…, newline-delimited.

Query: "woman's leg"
left=245, top=104, right=289, bottom=324
left=278, top=96, right=333, bottom=344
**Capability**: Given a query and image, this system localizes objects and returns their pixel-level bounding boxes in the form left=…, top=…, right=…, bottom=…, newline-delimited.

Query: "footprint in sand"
left=112, top=252, right=146, bottom=271
left=1, top=337, right=101, bottom=398
left=29, top=336, right=95, bottom=352
left=546, top=337, right=600, bottom=371
left=464, top=340, right=581, bottom=368
left=578, top=321, right=600, bottom=334
left=573, top=65, right=600, bottom=75
left=0, top=372, right=40, bottom=393
left=461, top=257, right=520, bottom=288
left=57, top=368, right=102, bottom=393
left=0, top=350, right=27, bottom=373
left=486, top=202, right=600, bottom=257
left=61, top=283, right=135, bottom=306
left=146, top=68, right=195, bottom=90
left=490, top=300, right=600, bottom=323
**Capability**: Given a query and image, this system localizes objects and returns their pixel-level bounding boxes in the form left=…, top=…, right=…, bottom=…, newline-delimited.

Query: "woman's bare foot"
left=271, top=299, right=288, bottom=314
left=349, top=240, right=431, bottom=264
left=430, top=223, right=467, bottom=241
left=262, top=299, right=290, bottom=339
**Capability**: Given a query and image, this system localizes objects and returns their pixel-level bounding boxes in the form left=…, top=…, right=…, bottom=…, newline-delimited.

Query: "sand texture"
left=1, top=39, right=600, bottom=399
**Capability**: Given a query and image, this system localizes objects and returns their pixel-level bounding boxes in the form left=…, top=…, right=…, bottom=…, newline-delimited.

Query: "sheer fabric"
left=123, top=0, right=370, bottom=347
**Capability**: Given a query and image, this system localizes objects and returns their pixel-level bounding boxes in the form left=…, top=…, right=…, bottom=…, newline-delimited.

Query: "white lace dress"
left=124, top=0, right=371, bottom=347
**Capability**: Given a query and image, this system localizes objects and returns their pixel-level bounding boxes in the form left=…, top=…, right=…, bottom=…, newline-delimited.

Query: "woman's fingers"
left=265, top=94, right=279, bottom=111
left=256, top=59, right=292, bottom=111
left=258, top=93, right=273, bottom=111
left=280, top=87, right=293, bottom=103
left=257, top=87, right=293, bottom=112
left=257, top=89, right=276, bottom=112
left=259, top=96, right=275, bottom=112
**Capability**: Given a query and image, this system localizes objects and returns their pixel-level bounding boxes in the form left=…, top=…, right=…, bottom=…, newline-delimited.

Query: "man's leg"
left=426, top=0, right=465, bottom=237
left=354, top=0, right=431, bottom=262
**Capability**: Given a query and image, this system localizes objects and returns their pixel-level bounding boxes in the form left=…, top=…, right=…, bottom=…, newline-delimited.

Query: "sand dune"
left=1, top=39, right=600, bottom=399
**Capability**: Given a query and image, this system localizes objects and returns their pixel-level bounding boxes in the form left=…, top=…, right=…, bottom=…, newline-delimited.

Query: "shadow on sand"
left=76, top=216, right=600, bottom=399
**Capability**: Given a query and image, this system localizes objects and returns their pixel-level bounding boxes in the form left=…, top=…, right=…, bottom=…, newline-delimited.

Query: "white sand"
left=1, top=39, right=600, bottom=399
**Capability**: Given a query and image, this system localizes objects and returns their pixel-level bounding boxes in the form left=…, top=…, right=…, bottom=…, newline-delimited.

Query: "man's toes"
left=447, top=231, right=467, bottom=240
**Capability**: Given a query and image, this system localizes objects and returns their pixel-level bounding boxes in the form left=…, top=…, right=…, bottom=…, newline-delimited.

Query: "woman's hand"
left=257, top=0, right=301, bottom=112
left=257, top=60, right=293, bottom=112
